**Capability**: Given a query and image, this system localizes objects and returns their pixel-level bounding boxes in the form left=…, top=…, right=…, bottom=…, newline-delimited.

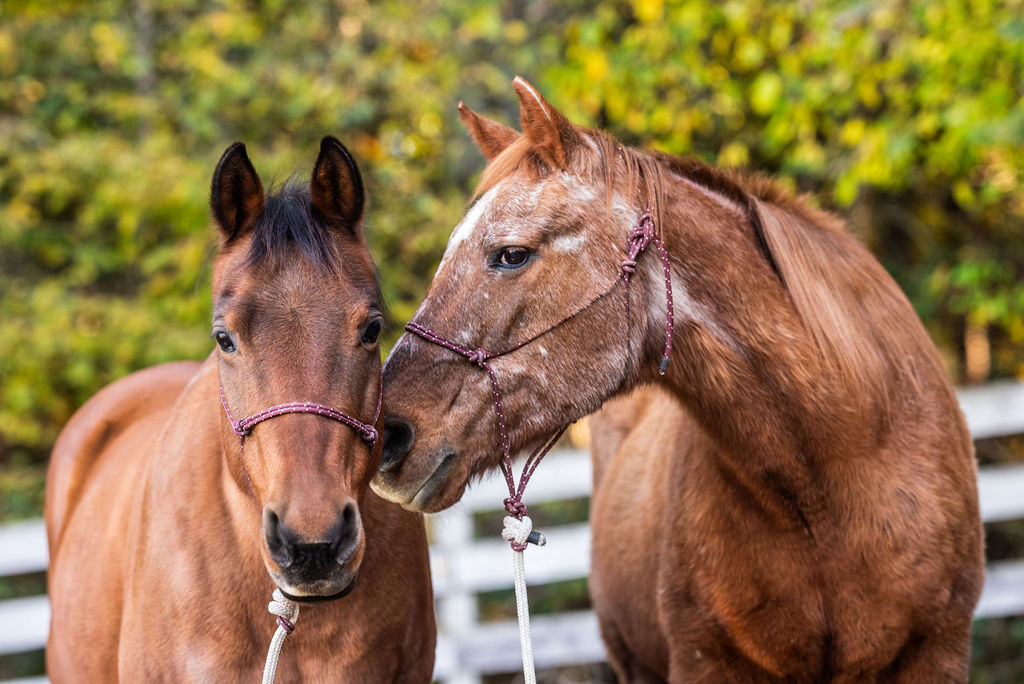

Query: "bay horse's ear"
left=211, top=142, right=265, bottom=243
left=512, top=75, right=580, bottom=169
left=458, top=101, right=520, bottom=160
left=311, top=136, right=365, bottom=235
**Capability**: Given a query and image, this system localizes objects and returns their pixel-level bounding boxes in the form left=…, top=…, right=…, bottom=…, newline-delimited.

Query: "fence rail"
left=2, top=381, right=1024, bottom=682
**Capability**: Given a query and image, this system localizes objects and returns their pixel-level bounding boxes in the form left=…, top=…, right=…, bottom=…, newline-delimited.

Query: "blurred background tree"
left=1, top=0, right=1022, bottom=677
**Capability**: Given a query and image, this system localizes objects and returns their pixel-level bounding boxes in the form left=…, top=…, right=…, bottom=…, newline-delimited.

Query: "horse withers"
left=373, top=78, right=983, bottom=682
left=46, top=138, right=435, bottom=681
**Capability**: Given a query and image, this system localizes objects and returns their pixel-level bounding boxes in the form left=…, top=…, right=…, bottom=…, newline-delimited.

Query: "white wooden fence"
left=2, top=381, right=1024, bottom=683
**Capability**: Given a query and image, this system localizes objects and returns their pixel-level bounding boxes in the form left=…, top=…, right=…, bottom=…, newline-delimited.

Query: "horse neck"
left=632, top=175, right=941, bottom=488
left=147, top=356, right=265, bottom=564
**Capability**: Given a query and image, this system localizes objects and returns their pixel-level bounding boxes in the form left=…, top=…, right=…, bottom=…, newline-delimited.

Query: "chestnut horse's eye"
left=493, top=246, right=532, bottom=269
left=361, top=319, right=382, bottom=345
left=213, top=331, right=236, bottom=353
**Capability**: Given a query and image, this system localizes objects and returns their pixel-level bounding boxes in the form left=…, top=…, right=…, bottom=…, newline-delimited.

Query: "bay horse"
left=372, top=78, right=983, bottom=681
left=46, top=138, right=435, bottom=681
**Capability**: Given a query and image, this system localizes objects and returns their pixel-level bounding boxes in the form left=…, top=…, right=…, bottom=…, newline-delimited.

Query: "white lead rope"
left=260, top=521, right=539, bottom=684
left=502, top=515, right=545, bottom=684
left=262, top=589, right=300, bottom=684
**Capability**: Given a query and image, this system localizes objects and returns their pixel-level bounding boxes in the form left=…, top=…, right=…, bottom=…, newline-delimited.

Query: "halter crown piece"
left=623, top=210, right=675, bottom=374
left=404, top=209, right=674, bottom=684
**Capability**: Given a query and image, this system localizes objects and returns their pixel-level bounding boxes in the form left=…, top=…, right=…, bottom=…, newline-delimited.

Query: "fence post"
left=433, top=505, right=482, bottom=684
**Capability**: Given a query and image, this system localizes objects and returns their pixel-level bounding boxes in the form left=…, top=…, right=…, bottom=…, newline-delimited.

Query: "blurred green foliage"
left=2, top=1, right=1022, bottom=471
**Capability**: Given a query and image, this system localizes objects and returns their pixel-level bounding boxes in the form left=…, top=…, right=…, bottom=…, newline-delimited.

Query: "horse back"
left=45, top=361, right=202, bottom=557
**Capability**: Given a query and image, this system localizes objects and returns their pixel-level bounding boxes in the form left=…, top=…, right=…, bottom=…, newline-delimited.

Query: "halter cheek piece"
left=405, top=211, right=674, bottom=548
left=219, top=366, right=383, bottom=451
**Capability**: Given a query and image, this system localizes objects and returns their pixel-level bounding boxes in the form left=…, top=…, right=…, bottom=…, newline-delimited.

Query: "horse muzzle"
left=372, top=445, right=459, bottom=513
left=261, top=503, right=364, bottom=600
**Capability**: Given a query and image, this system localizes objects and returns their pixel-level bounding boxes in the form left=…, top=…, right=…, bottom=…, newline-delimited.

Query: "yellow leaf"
left=633, top=0, right=664, bottom=24
left=584, top=50, right=609, bottom=82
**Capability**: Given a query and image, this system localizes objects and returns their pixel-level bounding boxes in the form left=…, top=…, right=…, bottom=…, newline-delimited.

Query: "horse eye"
left=361, top=319, right=382, bottom=345
left=214, top=331, right=236, bottom=353
left=495, top=246, right=531, bottom=269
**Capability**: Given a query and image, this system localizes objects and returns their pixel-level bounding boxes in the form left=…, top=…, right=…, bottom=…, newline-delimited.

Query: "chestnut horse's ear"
left=458, top=101, right=520, bottom=160
left=211, top=142, right=265, bottom=243
left=311, top=136, right=365, bottom=235
left=512, top=75, right=580, bottom=168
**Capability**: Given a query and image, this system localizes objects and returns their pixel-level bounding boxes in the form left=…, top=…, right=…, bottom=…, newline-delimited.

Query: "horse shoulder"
left=589, top=384, right=675, bottom=486
left=590, top=386, right=697, bottom=679
left=45, top=360, right=202, bottom=557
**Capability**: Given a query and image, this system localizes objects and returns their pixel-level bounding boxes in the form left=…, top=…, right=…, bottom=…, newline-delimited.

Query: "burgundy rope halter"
left=219, top=366, right=383, bottom=451
left=405, top=210, right=674, bottom=550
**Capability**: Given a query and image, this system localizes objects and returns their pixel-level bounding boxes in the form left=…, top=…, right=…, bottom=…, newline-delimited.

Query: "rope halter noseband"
left=218, top=366, right=383, bottom=452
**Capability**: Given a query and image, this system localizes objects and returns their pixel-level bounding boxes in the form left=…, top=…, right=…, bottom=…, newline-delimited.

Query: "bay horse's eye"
left=213, top=331, right=236, bottom=353
left=493, top=246, right=532, bottom=269
left=361, top=319, right=382, bottom=346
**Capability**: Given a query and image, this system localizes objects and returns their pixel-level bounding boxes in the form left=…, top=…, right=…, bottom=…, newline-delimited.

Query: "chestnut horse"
left=373, top=78, right=983, bottom=682
left=46, top=138, right=435, bottom=681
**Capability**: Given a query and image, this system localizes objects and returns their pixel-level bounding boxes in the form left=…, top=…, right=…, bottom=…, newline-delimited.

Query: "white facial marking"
left=435, top=186, right=500, bottom=276
left=539, top=345, right=548, bottom=356
left=558, top=172, right=598, bottom=203
left=551, top=233, right=587, bottom=252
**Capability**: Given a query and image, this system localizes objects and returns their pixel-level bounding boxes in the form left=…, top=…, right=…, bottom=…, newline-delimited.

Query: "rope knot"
left=360, top=425, right=378, bottom=446
left=276, top=616, right=294, bottom=634
left=268, top=588, right=299, bottom=631
left=467, top=348, right=490, bottom=367
left=621, top=259, right=637, bottom=276
left=626, top=210, right=655, bottom=259
left=503, top=497, right=528, bottom=519
left=502, top=515, right=533, bottom=552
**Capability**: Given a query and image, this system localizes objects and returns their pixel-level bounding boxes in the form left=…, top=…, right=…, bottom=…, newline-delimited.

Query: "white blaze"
left=435, top=186, right=500, bottom=276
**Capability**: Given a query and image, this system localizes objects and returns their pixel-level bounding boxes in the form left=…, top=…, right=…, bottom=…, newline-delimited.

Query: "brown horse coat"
left=373, top=79, right=983, bottom=682
left=46, top=140, right=435, bottom=682
left=591, top=378, right=981, bottom=682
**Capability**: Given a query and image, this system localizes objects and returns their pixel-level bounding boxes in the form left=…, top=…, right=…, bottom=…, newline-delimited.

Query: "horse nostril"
left=262, top=506, right=291, bottom=568
left=332, top=502, right=362, bottom=565
left=380, top=419, right=415, bottom=471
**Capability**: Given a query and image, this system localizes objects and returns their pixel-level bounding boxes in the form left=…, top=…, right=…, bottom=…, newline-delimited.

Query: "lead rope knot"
left=502, top=514, right=539, bottom=684
left=466, top=348, right=489, bottom=367
left=503, top=497, right=528, bottom=519
left=502, top=514, right=533, bottom=552
left=262, top=589, right=299, bottom=684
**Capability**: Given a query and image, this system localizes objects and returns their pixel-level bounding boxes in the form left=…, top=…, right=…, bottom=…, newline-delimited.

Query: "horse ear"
left=211, top=142, right=265, bottom=243
left=512, top=76, right=580, bottom=168
left=458, top=101, right=520, bottom=160
left=311, top=136, right=365, bottom=235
